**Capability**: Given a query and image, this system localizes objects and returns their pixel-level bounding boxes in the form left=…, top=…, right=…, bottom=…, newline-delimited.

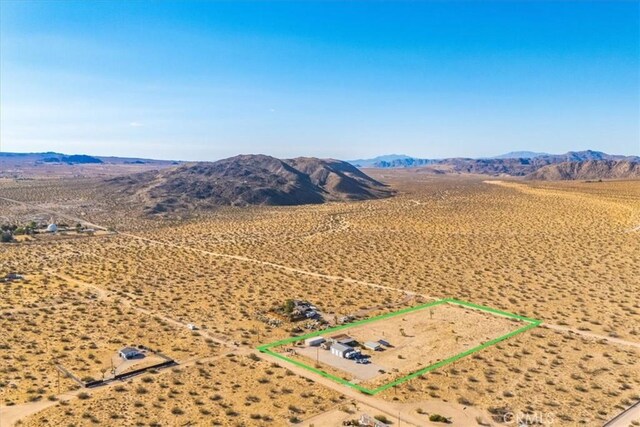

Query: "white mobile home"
left=119, top=347, right=143, bottom=360
left=305, top=336, right=326, bottom=347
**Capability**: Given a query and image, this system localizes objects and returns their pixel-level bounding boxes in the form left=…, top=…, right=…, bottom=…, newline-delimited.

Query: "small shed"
left=364, top=341, right=382, bottom=351
left=331, top=343, right=355, bottom=359
left=331, top=333, right=357, bottom=346
left=305, top=336, right=326, bottom=347
left=187, top=323, right=198, bottom=330
left=378, top=339, right=391, bottom=347
left=119, top=347, right=143, bottom=360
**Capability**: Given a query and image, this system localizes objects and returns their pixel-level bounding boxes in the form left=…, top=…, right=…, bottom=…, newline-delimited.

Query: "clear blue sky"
left=1, top=1, right=638, bottom=161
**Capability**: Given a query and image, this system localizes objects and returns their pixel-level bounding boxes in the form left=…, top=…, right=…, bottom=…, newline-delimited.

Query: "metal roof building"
left=330, top=343, right=355, bottom=358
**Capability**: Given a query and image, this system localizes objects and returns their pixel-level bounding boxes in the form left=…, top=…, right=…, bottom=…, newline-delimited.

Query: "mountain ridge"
left=526, top=160, right=640, bottom=181
left=105, top=154, right=393, bottom=214
left=346, top=150, right=640, bottom=177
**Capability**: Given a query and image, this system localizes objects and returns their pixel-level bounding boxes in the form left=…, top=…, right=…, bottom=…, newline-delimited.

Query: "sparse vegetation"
left=0, top=173, right=638, bottom=427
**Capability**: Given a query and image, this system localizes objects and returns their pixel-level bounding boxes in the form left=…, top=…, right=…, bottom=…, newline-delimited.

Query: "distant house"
left=187, top=324, right=198, bottom=331
left=119, top=347, right=143, bottom=360
left=305, top=336, right=326, bottom=347
left=330, top=343, right=357, bottom=359
left=364, top=341, right=382, bottom=351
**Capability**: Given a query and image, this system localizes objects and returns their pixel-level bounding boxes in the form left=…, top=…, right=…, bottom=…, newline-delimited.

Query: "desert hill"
left=106, top=154, right=393, bottom=213
left=526, top=160, right=640, bottom=181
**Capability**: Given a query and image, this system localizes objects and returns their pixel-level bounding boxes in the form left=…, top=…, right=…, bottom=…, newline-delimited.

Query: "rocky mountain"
left=106, top=154, right=393, bottom=213
left=348, top=154, right=415, bottom=168
left=526, top=160, right=640, bottom=181
left=371, top=158, right=439, bottom=168
left=42, top=154, right=103, bottom=164
left=347, top=150, right=639, bottom=177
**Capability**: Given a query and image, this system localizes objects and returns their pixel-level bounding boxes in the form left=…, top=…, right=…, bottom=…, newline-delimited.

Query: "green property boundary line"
left=257, top=298, right=541, bottom=395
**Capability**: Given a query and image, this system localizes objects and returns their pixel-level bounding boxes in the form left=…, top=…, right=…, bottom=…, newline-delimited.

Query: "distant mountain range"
left=491, top=151, right=550, bottom=159
left=0, top=151, right=178, bottom=166
left=2, top=150, right=638, bottom=187
left=105, top=154, right=393, bottom=214
left=347, top=150, right=639, bottom=177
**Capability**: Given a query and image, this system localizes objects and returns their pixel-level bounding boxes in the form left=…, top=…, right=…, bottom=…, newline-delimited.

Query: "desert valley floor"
left=1, top=171, right=639, bottom=427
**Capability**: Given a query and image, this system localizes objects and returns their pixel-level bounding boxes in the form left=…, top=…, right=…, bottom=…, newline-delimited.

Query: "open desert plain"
left=1, top=167, right=639, bottom=427
left=1, top=2, right=639, bottom=426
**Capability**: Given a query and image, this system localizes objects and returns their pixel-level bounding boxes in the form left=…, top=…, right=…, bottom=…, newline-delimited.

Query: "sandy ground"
left=295, top=346, right=384, bottom=381
left=1, top=175, right=638, bottom=426
left=299, top=400, right=491, bottom=426
left=293, top=303, right=521, bottom=386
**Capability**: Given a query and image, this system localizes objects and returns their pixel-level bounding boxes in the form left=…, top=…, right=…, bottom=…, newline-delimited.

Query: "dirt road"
left=252, top=349, right=426, bottom=427
left=542, top=323, right=640, bottom=350
left=603, top=399, right=640, bottom=427
left=3, top=195, right=639, bottom=426
left=119, top=232, right=421, bottom=299
left=50, top=272, right=235, bottom=349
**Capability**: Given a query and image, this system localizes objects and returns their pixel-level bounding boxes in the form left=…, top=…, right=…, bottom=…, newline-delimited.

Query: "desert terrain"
left=285, top=303, right=526, bottom=388
left=1, top=171, right=639, bottom=426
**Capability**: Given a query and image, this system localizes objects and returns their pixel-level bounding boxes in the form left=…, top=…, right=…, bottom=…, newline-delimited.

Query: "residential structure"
left=305, top=336, right=326, bottom=347
left=118, top=347, right=143, bottom=360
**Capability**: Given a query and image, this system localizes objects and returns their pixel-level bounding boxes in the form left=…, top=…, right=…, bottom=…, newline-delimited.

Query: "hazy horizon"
left=1, top=1, right=639, bottom=160
left=2, top=147, right=637, bottom=163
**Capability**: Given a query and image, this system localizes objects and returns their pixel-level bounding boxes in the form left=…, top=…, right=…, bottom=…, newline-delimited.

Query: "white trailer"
left=305, top=336, right=326, bottom=347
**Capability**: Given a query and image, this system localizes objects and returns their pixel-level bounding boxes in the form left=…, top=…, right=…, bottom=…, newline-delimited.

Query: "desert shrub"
left=374, top=415, right=391, bottom=423
left=429, top=414, right=450, bottom=423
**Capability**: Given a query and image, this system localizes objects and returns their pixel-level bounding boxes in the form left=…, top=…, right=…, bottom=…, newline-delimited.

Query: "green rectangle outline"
left=257, top=298, right=541, bottom=395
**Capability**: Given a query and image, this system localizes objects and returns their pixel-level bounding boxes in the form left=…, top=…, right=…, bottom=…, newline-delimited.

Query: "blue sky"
left=1, top=1, right=638, bottom=161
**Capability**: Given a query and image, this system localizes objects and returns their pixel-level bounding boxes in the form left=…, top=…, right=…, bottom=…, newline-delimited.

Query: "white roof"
left=331, top=343, right=354, bottom=353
